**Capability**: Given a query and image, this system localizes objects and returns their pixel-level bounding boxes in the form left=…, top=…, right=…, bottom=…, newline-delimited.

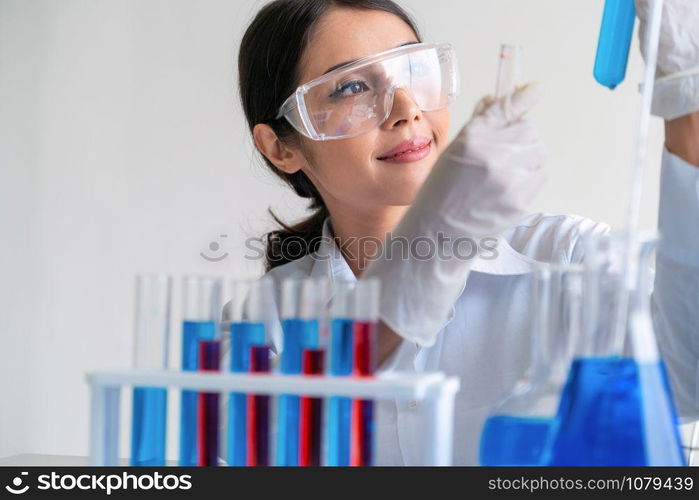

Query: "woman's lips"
left=377, top=140, right=432, bottom=163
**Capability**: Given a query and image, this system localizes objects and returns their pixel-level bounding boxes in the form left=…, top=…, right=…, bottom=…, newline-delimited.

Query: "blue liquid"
left=593, top=0, right=636, bottom=89
left=330, top=318, right=353, bottom=376
left=277, top=318, right=318, bottom=466
left=227, top=321, right=265, bottom=466
left=479, top=415, right=555, bottom=466
left=548, top=357, right=685, bottom=466
left=179, top=320, right=216, bottom=466
left=130, top=387, right=167, bottom=466
left=327, top=318, right=353, bottom=466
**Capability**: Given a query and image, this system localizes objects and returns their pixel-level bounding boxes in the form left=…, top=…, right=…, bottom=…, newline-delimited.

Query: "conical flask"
left=479, top=265, right=584, bottom=466
left=548, top=232, right=685, bottom=465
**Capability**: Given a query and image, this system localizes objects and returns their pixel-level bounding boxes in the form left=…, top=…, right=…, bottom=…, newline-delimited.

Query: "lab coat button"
left=408, top=400, right=418, bottom=410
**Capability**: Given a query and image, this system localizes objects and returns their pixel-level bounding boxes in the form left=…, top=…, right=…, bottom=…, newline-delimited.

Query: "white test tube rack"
left=86, top=369, right=461, bottom=466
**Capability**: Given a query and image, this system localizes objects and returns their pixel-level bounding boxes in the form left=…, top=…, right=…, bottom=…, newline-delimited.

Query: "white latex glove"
left=362, top=84, right=548, bottom=347
left=635, top=0, right=699, bottom=119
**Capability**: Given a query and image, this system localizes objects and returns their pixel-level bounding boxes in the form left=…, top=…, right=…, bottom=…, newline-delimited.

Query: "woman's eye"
left=330, top=80, right=369, bottom=98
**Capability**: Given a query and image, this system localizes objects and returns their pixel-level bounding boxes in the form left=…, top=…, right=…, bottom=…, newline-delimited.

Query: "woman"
left=231, top=0, right=699, bottom=465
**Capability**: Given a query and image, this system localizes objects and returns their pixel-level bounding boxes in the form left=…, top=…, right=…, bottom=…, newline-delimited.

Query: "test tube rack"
left=85, top=369, right=461, bottom=466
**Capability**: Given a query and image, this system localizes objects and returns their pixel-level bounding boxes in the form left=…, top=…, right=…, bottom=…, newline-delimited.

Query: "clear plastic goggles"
left=275, top=42, right=459, bottom=141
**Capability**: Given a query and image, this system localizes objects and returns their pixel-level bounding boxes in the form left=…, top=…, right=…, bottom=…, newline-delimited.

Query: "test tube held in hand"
left=130, top=274, right=171, bottom=466
left=495, top=44, right=523, bottom=99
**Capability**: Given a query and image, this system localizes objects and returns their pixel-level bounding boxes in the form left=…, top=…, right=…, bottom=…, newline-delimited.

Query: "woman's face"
left=293, top=7, right=450, bottom=214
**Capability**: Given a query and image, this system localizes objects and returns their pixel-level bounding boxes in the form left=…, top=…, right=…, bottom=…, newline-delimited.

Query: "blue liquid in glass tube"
left=593, top=0, right=636, bottom=89
left=327, top=318, right=353, bottom=466
left=277, top=318, right=318, bottom=466
left=548, top=356, right=684, bottom=466
left=227, top=321, right=265, bottom=466
left=479, top=415, right=555, bottom=466
left=130, top=387, right=167, bottom=466
left=179, top=320, right=216, bottom=466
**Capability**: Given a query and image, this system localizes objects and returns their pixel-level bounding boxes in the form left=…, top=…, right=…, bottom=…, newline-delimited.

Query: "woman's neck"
left=327, top=203, right=408, bottom=277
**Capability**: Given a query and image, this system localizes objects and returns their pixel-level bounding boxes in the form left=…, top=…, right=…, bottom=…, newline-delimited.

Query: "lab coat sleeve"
left=652, top=148, right=699, bottom=421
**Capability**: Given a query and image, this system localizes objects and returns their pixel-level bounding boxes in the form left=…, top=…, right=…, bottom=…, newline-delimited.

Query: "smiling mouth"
left=377, top=141, right=431, bottom=160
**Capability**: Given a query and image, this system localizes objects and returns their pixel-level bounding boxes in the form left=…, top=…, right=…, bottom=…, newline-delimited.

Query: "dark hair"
left=238, top=0, right=421, bottom=270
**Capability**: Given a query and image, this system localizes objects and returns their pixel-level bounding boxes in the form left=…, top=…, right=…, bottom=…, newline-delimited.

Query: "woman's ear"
left=253, top=123, right=305, bottom=174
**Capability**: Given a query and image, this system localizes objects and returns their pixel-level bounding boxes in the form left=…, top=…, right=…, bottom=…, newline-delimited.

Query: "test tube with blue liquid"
left=276, top=278, right=327, bottom=466
left=226, top=277, right=273, bottom=466
left=179, top=275, right=222, bottom=466
left=326, top=281, right=355, bottom=466
left=593, top=0, right=636, bottom=89
left=130, top=274, right=171, bottom=466
left=351, top=278, right=379, bottom=466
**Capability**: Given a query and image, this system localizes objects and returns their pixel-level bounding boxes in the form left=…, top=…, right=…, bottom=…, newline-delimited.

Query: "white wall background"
left=0, top=0, right=667, bottom=459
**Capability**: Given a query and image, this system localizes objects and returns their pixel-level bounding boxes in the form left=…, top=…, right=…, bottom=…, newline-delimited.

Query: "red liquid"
left=299, top=349, right=325, bottom=466
left=197, top=340, right=220, bottom=466
left=351, top=321, right=376, bottom=466
left=247, top=345, right=271, bottom=466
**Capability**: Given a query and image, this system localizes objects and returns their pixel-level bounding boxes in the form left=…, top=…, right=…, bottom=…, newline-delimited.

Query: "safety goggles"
left=275, top=42, right=459, bottom=141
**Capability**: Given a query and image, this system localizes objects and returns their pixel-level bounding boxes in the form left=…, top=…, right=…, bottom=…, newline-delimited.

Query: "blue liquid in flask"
left=227, top=321, right=265, bottom=466
left=179, top=320, right=216, bottom=466
left=548, top=356, right=684, bottom=466
left=277, top=318, right=318, bottom=466
left=327, top=318, right=353, bottom=466
left=131, top=387, right=167, bottom=466
left=479, top=415, right=555, bottom=466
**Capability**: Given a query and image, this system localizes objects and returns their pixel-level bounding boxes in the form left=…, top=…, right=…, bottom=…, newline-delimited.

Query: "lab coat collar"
left=309, top=219, right=356, bottom=282
left=309, top=218, right=539, bottom=280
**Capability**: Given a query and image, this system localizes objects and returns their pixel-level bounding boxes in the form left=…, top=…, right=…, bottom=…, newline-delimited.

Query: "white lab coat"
left=223, top=149, right=699, bottom=465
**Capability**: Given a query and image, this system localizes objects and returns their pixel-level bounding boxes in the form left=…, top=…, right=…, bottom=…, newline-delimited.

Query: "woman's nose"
left=382, top=87, right=422, bottom=129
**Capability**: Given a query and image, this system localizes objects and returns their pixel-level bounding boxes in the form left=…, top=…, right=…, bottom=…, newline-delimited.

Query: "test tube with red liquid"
left=277, top=278, right=328, bottom=466
left=247, top=345, right=272, bottom=466
left=299, top=349, right=325, bottom=466
left=351, top=278, right=379, bottom=467
left=227, top=278, right=273, bottom=466
left=197, top=337, right=220, bottom=466
left=180, top=276, right=222, bottom=466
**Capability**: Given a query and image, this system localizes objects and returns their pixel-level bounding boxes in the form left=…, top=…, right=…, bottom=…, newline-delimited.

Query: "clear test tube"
left=130, top=274, right=172, bottom=466
left=351, top=277, right=380, bottom=467
left=226, top=277, right=273, bottom=466
left=277, top=278, right=328, bottom=466
left=495, top=44, right=523, bottom=102
left=179, top=275, right=222, bottom=466
left=326, top=280, right=355, bottom=466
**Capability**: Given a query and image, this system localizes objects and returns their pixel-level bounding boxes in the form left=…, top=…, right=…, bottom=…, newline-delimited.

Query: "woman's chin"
left=376, top=179, right=427, bottom=206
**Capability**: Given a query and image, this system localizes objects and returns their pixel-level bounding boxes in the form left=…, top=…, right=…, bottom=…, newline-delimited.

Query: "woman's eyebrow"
left=321, top=41, right=419, bottom=75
